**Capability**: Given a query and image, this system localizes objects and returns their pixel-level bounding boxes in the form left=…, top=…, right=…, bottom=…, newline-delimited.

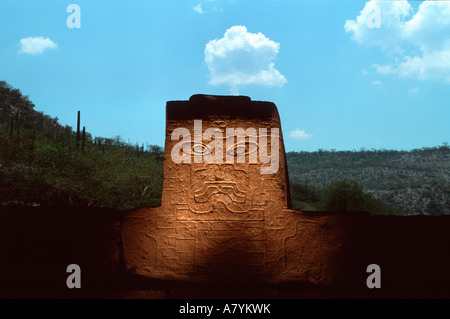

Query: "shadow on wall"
left=1, top=206, right=450, bottom=298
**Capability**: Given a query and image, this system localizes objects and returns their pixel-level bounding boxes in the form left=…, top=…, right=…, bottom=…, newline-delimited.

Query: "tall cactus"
left=82, top=126, right=86, bottom=151
left=76, top=110, right=80, bottom=150
left=16, top=112, right=20, bottom=145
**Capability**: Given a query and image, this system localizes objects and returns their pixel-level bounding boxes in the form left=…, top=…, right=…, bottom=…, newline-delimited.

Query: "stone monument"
left=122, top=95, right=367, bottom=286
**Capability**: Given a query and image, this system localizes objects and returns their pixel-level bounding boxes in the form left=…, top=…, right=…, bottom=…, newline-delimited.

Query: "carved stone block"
left=121, top=95, right=366, bottom=285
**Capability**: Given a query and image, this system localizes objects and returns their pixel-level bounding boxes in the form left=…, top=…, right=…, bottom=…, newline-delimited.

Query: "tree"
left=321, top=179, right=367, bottom=212
left=320, top=179, right=398, bottom=215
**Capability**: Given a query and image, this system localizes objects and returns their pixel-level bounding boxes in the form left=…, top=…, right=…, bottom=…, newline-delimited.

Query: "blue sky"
left=1, top=0, right=449, bottom=152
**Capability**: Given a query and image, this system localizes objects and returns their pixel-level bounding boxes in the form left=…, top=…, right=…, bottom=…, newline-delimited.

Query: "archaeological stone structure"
left=121, top=95, right=368, bottom=285
left=1, top=94, right=450, bottom=298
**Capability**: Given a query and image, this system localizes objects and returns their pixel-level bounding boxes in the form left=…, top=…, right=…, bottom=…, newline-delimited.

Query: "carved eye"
left=226, top=141, right=258, bottom=156
left=192, top=142, right=211, bottom=156
left=235, top=143, right=246, bottom=156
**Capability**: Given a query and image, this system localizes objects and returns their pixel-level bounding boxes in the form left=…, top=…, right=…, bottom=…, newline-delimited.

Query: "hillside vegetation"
left=0, top=81, right=163, bottom=210
left=1, top=81, right=448, bottom=215
left=287, top=146, right=449, bottom=215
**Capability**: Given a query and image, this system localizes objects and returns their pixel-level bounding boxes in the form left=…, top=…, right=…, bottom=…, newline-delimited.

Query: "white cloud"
left=373, top=50, right=450, bottom=82
left=288, top=129, right=312, bottom=140
left=19, top=36, right=57, bottom=55
left=194, top=3, right=203, bottom=14
left=204, top=25, right=287, bottom=93
left=345, top=0, right=450, bottom=83
left=344, top=0, right=412, bottom=53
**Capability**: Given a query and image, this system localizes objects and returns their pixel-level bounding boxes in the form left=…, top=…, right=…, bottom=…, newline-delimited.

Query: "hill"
left=286, top=146, right=450, bottom=215
left=0, top=81, right=163, bottom=210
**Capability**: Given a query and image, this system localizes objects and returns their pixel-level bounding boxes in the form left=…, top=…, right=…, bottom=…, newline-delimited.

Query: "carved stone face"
left=189, top=164, right=254, bottom=214
left=123, top=95, right=296, bottom=283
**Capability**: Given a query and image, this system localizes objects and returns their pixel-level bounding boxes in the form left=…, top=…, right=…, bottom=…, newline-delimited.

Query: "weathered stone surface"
left=121, top=95, right=369, bottom=285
